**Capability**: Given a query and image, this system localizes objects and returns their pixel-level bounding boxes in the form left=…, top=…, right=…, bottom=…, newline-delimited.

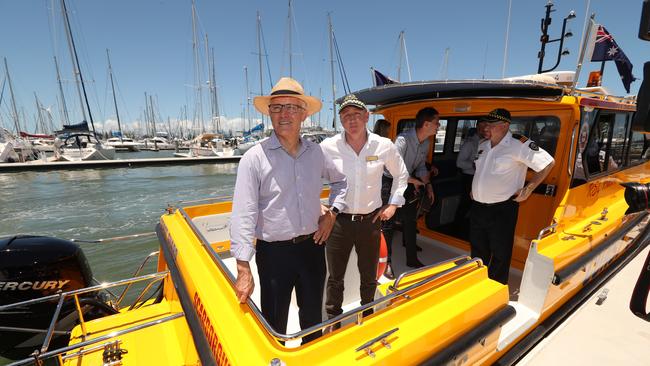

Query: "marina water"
left=0, top=151, right=238, bottom=286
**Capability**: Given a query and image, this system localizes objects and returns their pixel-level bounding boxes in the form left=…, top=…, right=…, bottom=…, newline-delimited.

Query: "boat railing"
left=0, top=270, right=170, bottom=366
left=537, top=219, right=558, bottom=240
left=177, top=207, right=485, bottom=343
left=569, top=88, right=637, bottom=105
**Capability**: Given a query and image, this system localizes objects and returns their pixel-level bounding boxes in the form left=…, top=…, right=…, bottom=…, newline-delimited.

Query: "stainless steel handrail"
left=537, top=220, right=558, bottom=240
left=116, top=251, right=160, bottom=307
left=175, top=208, right=485, bottom=344
left=568, top=123, right=577, bottom=176
left=392, top=255, right=469, bottom=289
left=0, top=271, right=168, bottom=312
left=6, top=313, right=184, bottom=366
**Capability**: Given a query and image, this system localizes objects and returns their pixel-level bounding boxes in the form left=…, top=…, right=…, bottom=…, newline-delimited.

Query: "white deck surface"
left=518, top=245, right=650, bottom=366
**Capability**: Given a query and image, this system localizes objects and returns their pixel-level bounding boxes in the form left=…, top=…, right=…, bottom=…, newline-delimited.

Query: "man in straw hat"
left=230, top=77, right=347, bottom=344
left=320, top=94, right=408, bottom=326
left=470, top=108, right=554, bottom=284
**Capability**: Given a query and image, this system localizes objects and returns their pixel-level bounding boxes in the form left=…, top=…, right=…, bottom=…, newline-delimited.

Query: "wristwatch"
left=330, top=206, right=340, bottom=216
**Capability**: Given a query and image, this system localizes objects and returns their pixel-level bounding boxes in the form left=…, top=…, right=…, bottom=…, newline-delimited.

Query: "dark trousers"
left=456, top=173, right=474, bottom=221
left=469, top=200, right=519, bottom=285
left=381, top=176, right=420, bottom=264
left=255, top=237, right=326, bottom=344
left=325, top=215, right=381, bottom=318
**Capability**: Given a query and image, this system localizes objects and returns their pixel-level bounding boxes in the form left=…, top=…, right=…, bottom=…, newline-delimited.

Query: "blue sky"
left=0, top=0, right=648, bottom=135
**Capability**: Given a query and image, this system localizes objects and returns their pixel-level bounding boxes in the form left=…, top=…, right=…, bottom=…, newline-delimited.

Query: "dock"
left=517, top=245, right=650, bottom=366
left=0, top=156, right=242, bottom=173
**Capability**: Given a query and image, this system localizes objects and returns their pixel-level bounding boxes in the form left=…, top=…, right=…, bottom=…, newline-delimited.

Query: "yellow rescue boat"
left=1, top=72, right=649, bottom=366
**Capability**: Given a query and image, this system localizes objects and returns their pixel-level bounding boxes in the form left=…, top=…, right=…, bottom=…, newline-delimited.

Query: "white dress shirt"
left=321, top=130, right=409, bottom=214
left=472, top=131, right=554, bottom=204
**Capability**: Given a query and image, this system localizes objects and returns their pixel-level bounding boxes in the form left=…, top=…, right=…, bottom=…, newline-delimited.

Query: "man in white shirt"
left=320, top=94, right=408, bottom=323
left=471, top=108, right=555, bottom=284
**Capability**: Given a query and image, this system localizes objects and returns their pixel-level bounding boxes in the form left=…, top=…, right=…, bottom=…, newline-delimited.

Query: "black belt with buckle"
left=338, top=209, right=378, bottom=222
left=261, top=233, right=314, bottom=245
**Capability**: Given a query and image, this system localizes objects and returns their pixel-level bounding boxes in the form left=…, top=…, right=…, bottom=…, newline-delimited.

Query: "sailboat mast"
left=211, top=48, right=221, bottom=134
left=3, top=58, right=22, bottom=135
left=244, top=66, right=251, bottom=133
left=288, top=0, right=293, bottom=78
left=400, top=31, right=412, bottom=81
left=53, top=56, right=70, bottom=126
left=257, top=11, right=265, bottom=129
left=191, top=0, right=204, bottom=134
left=205, top=34, right=215, bottom=133
left=34, top=93, right=45, bottom=133
left=149, top=94, right=158, bottom=150
left=61, top=0, right=96, bottom=132
left=328, top=13, right=337, bottom=131
left=106, top=49, right=123, bottom=142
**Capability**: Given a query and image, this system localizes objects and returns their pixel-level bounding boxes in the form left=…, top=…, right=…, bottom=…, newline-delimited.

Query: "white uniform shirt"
left=321, top=130, right=409, bottom=214
left=472, top=131, right=554, bottom=204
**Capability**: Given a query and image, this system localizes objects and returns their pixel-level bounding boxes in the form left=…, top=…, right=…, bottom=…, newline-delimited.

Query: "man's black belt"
left=474, top=198, right=517, bottom=207
left=338, top=209, right=379, bottom=222
left=259, top=233, right=314, bottom=245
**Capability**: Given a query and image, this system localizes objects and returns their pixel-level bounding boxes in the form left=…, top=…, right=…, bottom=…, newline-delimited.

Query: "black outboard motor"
left=621, top=182, right=650, bottom=214
left=0, top=235, right=117, bottom=360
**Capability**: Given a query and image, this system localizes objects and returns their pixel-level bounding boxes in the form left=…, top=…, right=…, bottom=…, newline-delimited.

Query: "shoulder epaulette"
left=511, top=133, right=529, bottom=144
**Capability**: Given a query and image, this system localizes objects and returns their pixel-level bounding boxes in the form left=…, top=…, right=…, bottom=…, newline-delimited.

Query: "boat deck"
left=517, top=245, right=650, bottom=366
left=0, top=155, right=241, bottom=172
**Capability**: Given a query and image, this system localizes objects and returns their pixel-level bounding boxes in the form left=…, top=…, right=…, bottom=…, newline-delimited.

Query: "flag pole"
left=571, top=14, right=597, bottom=94
left=600, top=60, right=606, bottom=78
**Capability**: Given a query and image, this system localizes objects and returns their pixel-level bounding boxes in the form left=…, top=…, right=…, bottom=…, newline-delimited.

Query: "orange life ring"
left=377, top=232, right=388, bottom=280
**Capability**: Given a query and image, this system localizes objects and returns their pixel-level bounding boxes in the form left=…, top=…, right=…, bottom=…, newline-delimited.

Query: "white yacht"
left=0, top=128, right=38, bottom=162
left=54, top=133, right=116, bottom=161
left=141, top=136, right=176, bottom=150
left=183, top=133, right=234, bottom=157
left=105, top=137, right=140, bottom=152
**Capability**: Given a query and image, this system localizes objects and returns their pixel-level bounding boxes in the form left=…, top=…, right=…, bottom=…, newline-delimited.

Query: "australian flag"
left=373, top=69, right=398, bottom=87
left=591, top=25, right=635, bottom=93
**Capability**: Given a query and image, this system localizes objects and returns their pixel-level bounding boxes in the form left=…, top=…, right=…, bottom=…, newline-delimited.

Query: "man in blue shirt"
left=230, top=77, right=347, bottom=343
left=382, top=107, right=439, bottom=272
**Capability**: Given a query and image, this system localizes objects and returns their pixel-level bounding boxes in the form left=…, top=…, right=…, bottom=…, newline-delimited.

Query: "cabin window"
left=435, top=120, right=448, bottom=153
left=628, top=131, right=649, bottom=164
left=609, top=113, right=629, bottom=167
left=454, top=119, right=478, bottom=152
left=583, top=112, right=628, bottom=177
left=396, top=119, right=416, bottom=135
left=509, top=116, right=561, bottom=156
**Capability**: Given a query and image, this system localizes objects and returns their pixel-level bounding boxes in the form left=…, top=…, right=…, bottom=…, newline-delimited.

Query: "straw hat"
left=254, top=77, right=322, bottom=116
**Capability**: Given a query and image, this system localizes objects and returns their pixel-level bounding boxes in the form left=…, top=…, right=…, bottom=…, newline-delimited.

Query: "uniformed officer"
left=470, top=108, right=555, bottom=285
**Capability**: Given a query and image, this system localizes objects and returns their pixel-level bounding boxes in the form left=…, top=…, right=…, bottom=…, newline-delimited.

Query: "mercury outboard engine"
left=0, top=235, right=117, bottom=360
left=621, top=182, right=650, bottom=214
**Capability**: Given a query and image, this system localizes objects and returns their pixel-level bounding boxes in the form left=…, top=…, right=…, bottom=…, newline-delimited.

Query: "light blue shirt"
left=230, top=132, right=347, bottom=261
left=388, top=129, right=430, bottom=179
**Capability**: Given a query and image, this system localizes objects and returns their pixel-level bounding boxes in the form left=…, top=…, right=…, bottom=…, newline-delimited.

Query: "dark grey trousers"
left=325, top=215, right=381, bottom=318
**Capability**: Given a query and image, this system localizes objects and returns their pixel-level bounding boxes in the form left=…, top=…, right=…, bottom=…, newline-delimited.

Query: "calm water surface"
left=0, top=151, right=238, bottom=282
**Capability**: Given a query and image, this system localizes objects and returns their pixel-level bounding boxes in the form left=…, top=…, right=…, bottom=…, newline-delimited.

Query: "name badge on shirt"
left=366, top=155, right=379, bottom=162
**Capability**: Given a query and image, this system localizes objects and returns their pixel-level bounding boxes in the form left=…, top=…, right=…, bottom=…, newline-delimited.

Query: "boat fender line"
left=376, top=232, right=388, bottom=280
left=552, top=212, right=648, bottom=285
left=629, top=248, right=650, bottom=321
left=494, top=222, right=650, bottom=366
left=421, top=305, right=516, bottom=366
left=156, top=224, right=218, bottom=366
